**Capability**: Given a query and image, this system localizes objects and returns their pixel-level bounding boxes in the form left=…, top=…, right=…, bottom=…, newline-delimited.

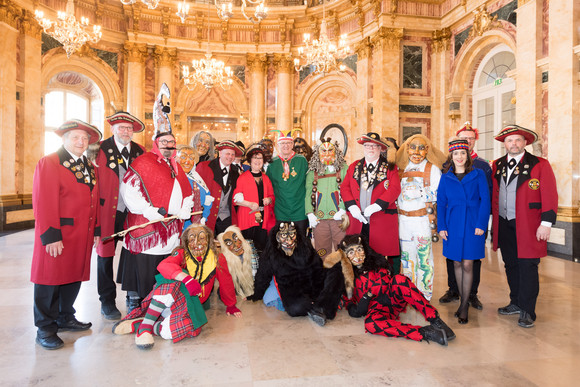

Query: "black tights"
left=453, top=260, right=473, bottom=320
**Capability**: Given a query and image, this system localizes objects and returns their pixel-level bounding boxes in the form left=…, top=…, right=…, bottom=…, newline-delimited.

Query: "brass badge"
left=75, top=172, right=83, bottom=179
left=290, top=169, right=297, bottom=177
left=384, top=180, right=390, bottom=190
left=63, top=161, right=70, bottom=168
left=528, top=178, right=540, bottom=190
left=361, top=181, right=369, bottom=190
left=108, top=149, right=113, bottom=154
left=109, top=162, right=116, bottom=169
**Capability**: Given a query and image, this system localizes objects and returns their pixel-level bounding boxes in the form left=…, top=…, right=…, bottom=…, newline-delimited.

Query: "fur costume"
left=324, top=235, right=454, bottom=343
left=217, top=225, right=256, bottom=298
left=248, top=223, right=343, bottom=322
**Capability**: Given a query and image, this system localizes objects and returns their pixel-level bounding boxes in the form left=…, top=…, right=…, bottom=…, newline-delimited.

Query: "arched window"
left=43, top=72, right=104, bottom=155
left=472, top=45, right=516, bottom=161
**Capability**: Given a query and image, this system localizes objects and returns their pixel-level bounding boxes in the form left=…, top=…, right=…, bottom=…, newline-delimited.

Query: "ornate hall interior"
left=0, top=0, right=579, bottom=385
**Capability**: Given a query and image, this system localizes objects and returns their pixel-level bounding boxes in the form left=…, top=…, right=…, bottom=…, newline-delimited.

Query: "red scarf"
left=279, top=151, right=295, bottom=181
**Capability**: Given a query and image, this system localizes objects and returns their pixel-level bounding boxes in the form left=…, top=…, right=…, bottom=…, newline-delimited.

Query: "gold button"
left=114, top=196, right=118, bottom=199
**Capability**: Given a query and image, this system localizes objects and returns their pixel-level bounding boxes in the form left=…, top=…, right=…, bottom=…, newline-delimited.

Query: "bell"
left=429, top=222, right=437, bottom=230
left=432, top=235, right=440, bottom=243
left=255, top=212, right=263, bottom=224
left=426, top=207, right=434, bottom=214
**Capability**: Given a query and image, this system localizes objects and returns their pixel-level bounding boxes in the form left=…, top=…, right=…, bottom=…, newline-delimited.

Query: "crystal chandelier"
left=176, top=0, right=190, bottom=23
left=182, top=2, right=233, bottom=91
left=215, top=0, right=268, bottom=24
left=120, top=0, right=160, bottom=10
left=35, top=0, right=102, bottom=58
left=293, top=1, right=350, bottom=75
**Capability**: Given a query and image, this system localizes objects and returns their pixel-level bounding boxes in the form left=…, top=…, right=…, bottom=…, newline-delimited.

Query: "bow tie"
left=121, top=147, right=130, bottom=159
left=367, top=163, right=375, bottom=173
left=508, top=158, right=517, bottom=169
left=222, top=167, right=228, bottom=175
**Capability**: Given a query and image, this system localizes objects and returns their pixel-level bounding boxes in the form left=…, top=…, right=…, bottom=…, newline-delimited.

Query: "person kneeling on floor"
left=112, top=224, right=241, bottom=349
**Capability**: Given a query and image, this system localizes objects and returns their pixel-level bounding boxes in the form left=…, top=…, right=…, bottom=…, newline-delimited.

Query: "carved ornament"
left=278, top=16, right=287, bottom=49
left=0, top=0, right=20, bottom=30
left=20, top=10, right=42, bottom=39
left=371, top=27, right=404, bottom=51
left=431, top=27, right=451, bottom=53
left=468, top=5, right=501, bottom=38
left=153, top=46, right=176, bottom=67
left=354, top=36, right=372, bottom=60
left=246, top=53, right=267, bottom=73
left=272, top=53, right=293, bottom=73
left=123, top=41, right=147, bottom=63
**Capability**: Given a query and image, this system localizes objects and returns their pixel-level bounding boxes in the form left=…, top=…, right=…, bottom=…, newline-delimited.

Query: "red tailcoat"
left=492, top=150, right=558, bottom=258
left=123, top=152, right=192, bottom=254
left=31, top=147, right=100, bottom=285
left=196, top=159, right=239, bottom=231
left=233, top=171, right=276, bottom=232
left=96, top=137, right=145, bottom=256
left=341, top=157, right=401, bottom=256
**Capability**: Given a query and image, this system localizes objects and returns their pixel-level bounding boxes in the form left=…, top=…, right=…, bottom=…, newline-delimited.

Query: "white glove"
left=176, top=196, right=194, bottom=220
left=200, top=217, right=207, bottom=225
left=233, top=192, right=244, bottom=203
left=348, top=205, right=368, bottom=224
left=204, top=195, right=215, bottom=206
left=333, top=208, right=346, bottom=221
left=307, top=213, right=319, bottom=229
left=143, top=206, right=165, bottom=222
left=363, top=203, right=382, bottom=218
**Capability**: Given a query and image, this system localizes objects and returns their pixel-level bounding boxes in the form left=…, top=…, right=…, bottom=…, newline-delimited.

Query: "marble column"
left=370, top=27, right=403, bottom=139
left=430, top=28, right=451, bottom=152
left=20, top=11, right=43, bottom=195
left=153, top=46, right=177, bottom=137
left=273, top=53, right=293, bottom=134
left=353, top=37, right=372, bottom=162
left=0, top=9, right=19, bottom=200
left=246, top=53, right=267, bottom=142
left=123, top=42, right=147, bottom=144
left=546, top=0, right=580, bottom=258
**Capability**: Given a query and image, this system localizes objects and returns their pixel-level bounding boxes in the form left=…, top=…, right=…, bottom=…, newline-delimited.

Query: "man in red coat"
left=196, top=140, right=243, bottom=234
left=492, top=125, right=558, bottom=328
left=31, top=120, right=102, bottom=350
left=96, top=111, right=145, bottom=320
left=341, top=133, right=401, bottom=263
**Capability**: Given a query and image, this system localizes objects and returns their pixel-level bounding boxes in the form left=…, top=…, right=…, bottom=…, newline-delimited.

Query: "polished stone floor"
left=1, top=229, right=578, bottom=386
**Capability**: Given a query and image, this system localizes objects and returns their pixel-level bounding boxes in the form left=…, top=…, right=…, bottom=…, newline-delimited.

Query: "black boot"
left=307, top=307, right=326, bottom=327
left=126, top=297, right=142, bottom=314
left=429, top=315, right=456, bottom=340
left=418, top=325, right=448, bottom=346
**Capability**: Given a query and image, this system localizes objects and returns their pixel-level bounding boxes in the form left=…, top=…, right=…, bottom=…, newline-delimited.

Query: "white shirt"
left=219, top=160, right=230, bottom=186
left=114, top=138, right=131, bottom=164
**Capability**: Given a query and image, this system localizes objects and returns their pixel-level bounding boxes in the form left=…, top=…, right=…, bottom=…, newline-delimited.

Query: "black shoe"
left=418, top=325, right=448, bottom=346
left=498, top=304, right=521, bottom=315
left=101, top=304, right=122, bottom=320
left=126, top=297, right=142, bottom=314
left=439, top=290, right=459, bottom=304
left=57, top=317, right=92, bottom=332
left=307, top=309, right=327, bottom=327
left=36, top=333, right=64, bottom=350
left=468, top=294, right=483, bottom=310
left=518, top=311, right=534, bottom=328
left=429, top=316, right=456, bottom=340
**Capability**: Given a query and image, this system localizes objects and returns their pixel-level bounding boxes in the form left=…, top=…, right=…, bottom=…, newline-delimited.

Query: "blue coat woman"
left=437, top=167, right=490, bottom=261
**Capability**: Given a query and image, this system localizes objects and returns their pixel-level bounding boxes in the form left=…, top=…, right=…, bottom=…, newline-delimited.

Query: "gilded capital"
left=431, top=27, right=451, bottom=53
left=272, top=53, right=293, bottom=73
left=20, top=10, right=42, bottom=39
left=0, top=0, right=20, bottom=29
left=371, top=27, right=404, bottom=51
left=279, top=16, right=287, bottom=48
left=123, top=42, right=147, bottom=63
left=355, top=37, right=372, bottom=60
left=153, top=46, right=177, bottom=67
left=246, top=53, right=267, bottom=73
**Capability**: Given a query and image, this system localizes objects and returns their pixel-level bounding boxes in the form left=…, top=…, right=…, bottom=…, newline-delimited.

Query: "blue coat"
left=437, top=168, right=490, bottom=261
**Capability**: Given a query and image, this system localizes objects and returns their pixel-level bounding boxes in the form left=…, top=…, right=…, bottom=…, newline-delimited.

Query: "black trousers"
left=445, top=258, right=482, bottom=295
left=241, top=226, right=268, bottom=254
left=34, top=281, right=81, bottom=335
left=215, top=216, right=232, bottom=236
left=498, top=216, right=540, bottom=320
left=97, top=210, right=127, bottom=305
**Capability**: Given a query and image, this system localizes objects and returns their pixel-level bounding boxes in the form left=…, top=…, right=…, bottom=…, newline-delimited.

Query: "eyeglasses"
left=159, top=139, right=176, bottom=146
left=363, top=144, right=380, bottom=149
left=116, top=126, right=134, bottom=132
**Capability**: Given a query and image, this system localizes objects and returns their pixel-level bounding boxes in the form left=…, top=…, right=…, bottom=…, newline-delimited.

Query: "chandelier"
left=182, top=2, right=233, bottom=91
left=293, top=1, right=350, bottom=74
left=120, top=0, right=160, bottom=10
left=215, top=0, right=268, bottom=24
left=176, top=0, right=190, bottom=23
left=35, top=0, right=102, bottom=58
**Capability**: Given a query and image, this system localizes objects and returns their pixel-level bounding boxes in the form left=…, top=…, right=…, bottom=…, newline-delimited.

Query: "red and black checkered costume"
left=325, top=235, right=439, bottom=342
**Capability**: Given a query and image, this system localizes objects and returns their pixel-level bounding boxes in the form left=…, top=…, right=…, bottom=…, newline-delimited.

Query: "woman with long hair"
left=437, top=138, right=490, bottom=324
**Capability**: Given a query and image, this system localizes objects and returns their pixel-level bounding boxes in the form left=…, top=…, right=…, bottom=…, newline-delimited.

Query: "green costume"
left=305, top=165, right=347, bottom=219
left=267, top=154, right=308, bottom=221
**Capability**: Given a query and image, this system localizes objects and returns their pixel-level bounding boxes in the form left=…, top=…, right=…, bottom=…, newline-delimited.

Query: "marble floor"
left=1, top=229, right=578, bottom=386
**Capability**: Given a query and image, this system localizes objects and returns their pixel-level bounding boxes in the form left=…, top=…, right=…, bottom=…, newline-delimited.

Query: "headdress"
left=152, top=83, right=172, bottom=140
left=494, top=124, right=538, bottom=144
left=448, top=139, right=470, bottom=153
left=456, top=121, right=479, bottom=140
left=357, top=132, right=389, bottom=151
left=216, top=140, right=244, bottom=157
left=106, top=111, right=145, bottom=133
left=54, top=119, right=102, bottom=144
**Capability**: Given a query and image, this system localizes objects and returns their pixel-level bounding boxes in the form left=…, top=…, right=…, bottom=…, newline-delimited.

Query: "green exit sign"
left=494, top=78, right=503, bottom=86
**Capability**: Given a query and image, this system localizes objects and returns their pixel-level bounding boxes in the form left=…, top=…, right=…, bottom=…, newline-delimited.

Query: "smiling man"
left=492, top=125, right=558, bottom=328
left=32, top=120, right=102, bottom=350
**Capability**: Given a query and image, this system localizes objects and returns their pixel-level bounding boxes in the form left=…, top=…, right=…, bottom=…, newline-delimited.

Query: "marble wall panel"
left=400, top=117, right=431, bottom=139
left=41, top=33, right=61, bottom=56
left=542, top=89, right=548, bottom=158
left=312, top=86, right=353, bottom=146
left=266, top=64, right=276, bottom=111
left=144, top=56, right=155, bottom=105
left=16, top=35, right=21, bottom=82
left=402, top=45, right=422, bottom=89
left=542, top=0, right=550, bottom=57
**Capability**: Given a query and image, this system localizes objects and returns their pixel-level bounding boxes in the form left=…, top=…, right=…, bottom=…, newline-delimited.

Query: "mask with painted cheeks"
left=187, top=226, right=210, bottom=258
left=222, top=230, right=244, bottom=256
left=343, top=238, right=366, bottom=268
left=407, top=137, right=428, bottom=164
left=319, top=142, right=336, bottom=165
left=276, top=222, right=297, bottom=256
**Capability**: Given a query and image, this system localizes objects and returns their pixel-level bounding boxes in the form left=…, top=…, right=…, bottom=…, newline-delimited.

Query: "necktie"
left=222, top=167, right=228, bottom=175
left=367, top=163, right=375, bottom=173
left=508, top=158, right=517, bottom=169
left=121, top=147, right=130, bottom=159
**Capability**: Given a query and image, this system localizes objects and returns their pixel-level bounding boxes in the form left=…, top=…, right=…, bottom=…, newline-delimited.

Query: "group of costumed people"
left=33, top=82, right=556, bottom=351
